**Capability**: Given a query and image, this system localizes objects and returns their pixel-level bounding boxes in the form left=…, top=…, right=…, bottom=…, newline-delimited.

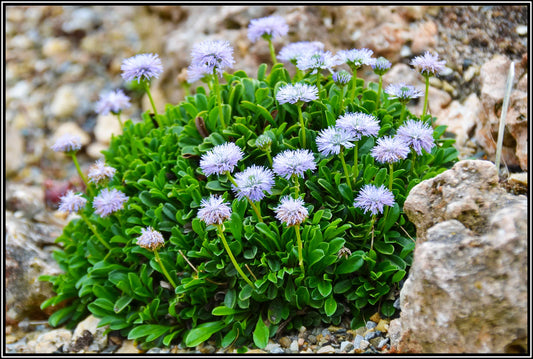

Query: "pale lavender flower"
left=296, top=50, right=341, bottom=74
left=247, top=15, right=289, bottom=43
left=186, top=63, right=213, bottom=84
left=354, top=184, right=395, bottom=215
left=51, top=134, right=82, bottom=153
left=385, top=83, right=423, bottom=103
left=200, top=142, right=244, bottom=176
left=277, top=41, right=325, bottom=63
left=396, top=119, right=436, bottom=155
left=190, top=40, right=235, bottom=77
left=136, top=226, right=165, bottom=250
left=371, top=136, right=410, bottom=164
left=337, top=48, right=374, bottom=69
left=336, top=112, right=380, bottom=140
left=276, top=82, right=318, bottom=105
left=371, top=56, right=392, bottom=76
left=95, top=89, right=131, bottom=115
left=88, top=159, right=116, bottom=185
left=92, top=188, right=129, bottom=218
left=58, top=191, right=87, bottom=214
left=232, top=165, right=275, bottom=202
left=275, top=196, right=308, bottom=226
left=255, top=134, right=272, bottom=150
left=332, top=70, right=352, bottom=86
left=272, top=149, right=316, bottom=179
left=121, top=53, right=163, bottom=83
left=197, top=194, right=232, bottom=226
left=316, top=126, right=356, bottom=157
left=410, top=51, right=446, bottom=77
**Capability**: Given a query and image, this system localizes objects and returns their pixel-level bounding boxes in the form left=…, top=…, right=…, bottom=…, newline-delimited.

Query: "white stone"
left=50, top=85, right=79, bottom=118
left=94, top=114, right=123, bottom=144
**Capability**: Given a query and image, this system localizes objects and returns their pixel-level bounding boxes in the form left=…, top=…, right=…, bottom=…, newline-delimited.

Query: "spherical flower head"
left=371, top=56, right=392, bottom=76
left=190, top=40, right=235, bottom=77
left=332, top=70, right=352, bottom=86
left=336, top=112, right=380, bottom=140
left=136, top=226, right=165, bottom=251
left=200, top=142, right=244, bottom=177
left=197, top=194, right=232, bottom=226
left=410, top=51, right=446, bottom=77
left=337, top=48, right=374, bottom=69
left=371, top=136, right=410, bottom=164
left=296, top=50, right=341, bottom=74
left=396, top=119, right=436, bottom=155
left=276, top=82, right=318, bottom=105
left=232, top=165, right=275, bottom=202
left=277, top=41, right=325, bottom=63
left=88, top=159, right=116, bottom=186
left=255, top=134, right=272, bottom=150
left=272, top=149, right=316, bottom=180
left=121, top=53, right=163, bottom=83
left=275, top=196, right=308, bottom=226
left=247, top=15, right=289, bottom=43
left=186, top=63, right=213, bottom=84
left=51, top=134, right=82, bottom=153
left=95, top=89, right=131, bottom=115
left=354, top=184, right=395, bottom=216
left=316, top=126, right=356, bottom=157
left=58, top=191, right=87, bottom=214
left=92, top=188, right=129, bottom=218
left=385, top=83, right=423, bottom=103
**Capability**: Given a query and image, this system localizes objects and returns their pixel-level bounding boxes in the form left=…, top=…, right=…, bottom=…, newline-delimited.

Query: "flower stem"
left=292, top=174, right=300, bottom=198
left=349, top=67, right=358, bottom=103
left=265, top=149, right=273, bottom=167
left=80, top=212, right=111, bottom=251
left=70, top=153, right=89, bottom=188
left=154, top=248, right=177, bottom=289
left=422, top=75, right=430, bottom=116
left=217, top=225, right=254, bottom=287
left=115, top=112, right=124, bottom=130
left=316, top=71, right=321, bottom=94
left=377, top=75, right=383, bottom=108
left=339, top=148, right=352, bottom=191
left=369, top=215, right=376, bottom=251
left=143, top=82, right=158, bottom=118
left=213, top=71, right=226, bottom=129
left=400, top=103, right=407, bottom=125
left=226, top=171, right=263, bottom=222
left=297, top=104, right=306, bottom=148
left=294, top=224, right=305, bottom=276
left=352, top=142, right=359, bottom=187
left=388, top=162, right=394, bottom=192
left=267, top=38, right=277, bottom=65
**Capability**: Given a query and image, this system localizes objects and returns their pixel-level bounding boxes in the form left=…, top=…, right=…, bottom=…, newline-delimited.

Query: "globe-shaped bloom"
left=410, top=51, right=446, bottom=77
left=190, top=40, right=235, bottom=77
left=88, top=159, right=116, bottom=186
left=316, top=126, right=356, bottom=157
left=396, top=119, right=436, bottom=155
left=58, top=191, right=87, bottom=214
left=276, top=83, right=318, bottom=105
left=385, top=83, right=423, bottom=103
left=336, top=112, right=380, bottom=140
left=121, top=53, right=164, bottom=83
left=200, top=142, right=244, bottom=176
left=337, top=48, right=374, bottom=69
left=277, top=41, right=325, bottom=63
left=275, top=196, right=309, bottom=226
left=354, top=184, right=395, bottom=215
left=371, top=56, right=392, bottom=76
left=186, top=63, right=213, bottom=84
left=272, top=149, right=316, bottom=180
left=92, top=188, right=129, bottom=218
left=296, top=50, right=341, bottom=74
left=247, top=15, right=289, bottom=43
left=95, top=89, right=131, bottom=115
left=255, top=134, right=272, bottom=150
left=136, top=226, right=165, bottom=251
left=51, top=134, right=82, bottom=153
left=371, top=136, right=410, bottom=164
left=332, top=70, right=352, bottom=86
left=197, top=195, right=232, bottom=226
left=232, top=165, right=275, bottom=202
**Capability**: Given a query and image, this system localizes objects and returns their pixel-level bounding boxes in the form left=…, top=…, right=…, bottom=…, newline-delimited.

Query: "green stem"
left=349, top=66, right=358, bottom=103
left=226, top=171, right=263, bottom=222
left=316, top=71, right=321, bottom=94
left=422, top=75, right=430, bottom=116
left=377, top=75, right=383, bottom=108
left=143, top=82, right=158, bottom=118
left=265, top=150, right=273, bottom=167
left=80, top=213, right=111, bottom=251
left=389, top=162, right=394, bottom=192
left=297, top=104, right=306, bottom=148
left=115, top=112, right=124, bottom=130
left=400, top=103, right=407, bottom=125
left=352, top=142, right=359, bottom=187
left=292, top=174, right=300, bottom=198
left=294, top=224, right=305, bottom=276
left=369, top=215, right=376, bottom=251
left=213, top=71, right=226, bottom=129
left=70, top=153, right=89, bottom=188
left=217, top=225, right=254, bottom=287
left=267, top=38, right=277, bottom=65
left=154, top=249, right=177, bottom=289
left=339, top=148, right=352, bottom=191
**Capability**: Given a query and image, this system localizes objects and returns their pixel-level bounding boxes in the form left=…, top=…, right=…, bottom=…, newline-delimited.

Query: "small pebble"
left=359, top=339, right=370, bottom=350
left=366, top=321, right=377, bottom=330
left=516, top=25, right=527, bottom=36
left=353, top=334, right=364, bottom=349
left=369, top=312, right=381, bottom=323
left=377, top=337, right=390, bottom=349
left=290, top=340, right=299, bottom=352
left=340, top=341, right=354, bottom=352
left=393, top=297, right=401, bottom=309
left=375, top=319, right=390, bottom=333
left=307, top=335, right=317, bottom=344
left=369, top=337, right=382, bottom=348
left=364, top=330, right=382, bottom=341
left=317, top=345, right=335, bottom=354
left=279, top=336, right=291, bottom=348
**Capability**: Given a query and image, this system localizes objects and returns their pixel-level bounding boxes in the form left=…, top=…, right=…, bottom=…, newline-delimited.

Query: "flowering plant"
left=41, top=17, right=458, bottom=351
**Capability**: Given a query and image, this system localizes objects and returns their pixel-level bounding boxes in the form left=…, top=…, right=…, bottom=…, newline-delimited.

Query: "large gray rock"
left=399, top=160, right=527, bottom=353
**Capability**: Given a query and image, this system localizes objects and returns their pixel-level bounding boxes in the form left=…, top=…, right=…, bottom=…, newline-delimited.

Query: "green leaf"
left=373, top=241, right=395, bottom=255
left=185, top=321, right=226, bottom=347
left=114, top=295, right=133, bottom=313
left=128, top=324, right=171, bottom=342
left=253, top=315, right=269, bottom=349
left=335, top=254, right=364, bottom=274
left=381, top=300, right=396, bottom=317
left=391, top=269, right=406, bottom=283
left=222, top=326, right=239, bottom=348
left=317, top=280, right=332, bottom=297
left=324, top=296, right=337, bottom=316
left=48, top=306, right=76, bottom=327
left=212, top=306, right=243, bottom=316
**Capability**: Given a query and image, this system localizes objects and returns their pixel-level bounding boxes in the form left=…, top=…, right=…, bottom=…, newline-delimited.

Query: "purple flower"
left=332, top=70, right=352, bottom=86
left=58, top=191, right=87, bottom=214
left=247, top=15, right=289, bottom=43
left=385, top=83, right=423, bottom=103
left=275, top=196, right=308, bottom=226
left=255, top=134, right=272, bottom=150
left=186, top=63, right=213, bottom=84
left=190, top=40, right=235, bottom=77
left=51, top=134, right=82, bottom=153
left=336, top=112, right=380, bottom=140
left=88, top=159, right=116, bottom=185
left=197, top=194, right=232, bottom=226
left=92, top=188, right=129, bottom=218
left=200, top=142, right=244, bottom=177
left=272, top=149, right=316, bottom=180
left=410, top=51, right=446, bottom=77
left=316, top=126, right=356, bottom=157
left=95, top=89, right=131, bottom=115
left=296, top=50, right=341, bottom=74
left=396, top=119, right=436, bottom=155
left=371, top=136, right=410, bottom=164
left=232, top=165, right=275, bottom=202
left=136, top=226, right=165, bottom=250
left=354, top=184, right=395, bottom=215
left=121, top=53, right=163, bottom=83
left=276, top=82, right=318, bottom=105
left=371, top=56, right=392, bottom=76
left=277, top=41, right=325, bottom=63
left=337, top=48, right=374, bottom=69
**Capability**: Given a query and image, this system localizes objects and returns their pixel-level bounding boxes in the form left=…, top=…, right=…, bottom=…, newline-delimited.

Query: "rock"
left=369, top=312, right=381, bottom=323
left=515, top=25, right=527, bottom=36
left=27, top=329, right=72, bottom=353
left=86, top=142, right=109, bottom=160
left=279, top=336, right=291, bottom=348
left=6, top=122, right=24, bottom=177
left=115, top=340, right=140, bottom=354
left=375, top=319, right=389, bottom=333
left=376, top=337, right=389, bottom=349
left=265, top=343, right=284, bottom=353
left=365, top=321, right=377, bottom=330
left=353, top=334, right=364, bottom=349
left=340, top=340, right=354, bottom=352
left=387, top=319, right=402, bottom=350
left=317, top=345, right=335, bottom=354
left=94, top=113, right=123, bottom=144
left=369, top=336, right=383, bottom=348
left=399, top=160, right=527, bottom=353
left=289, top=339, right=299, bottom=352
left=61, top=7, right=101, bottom=33
left=42, top=38, right=71, bottom=58
left=359, top=339, right=370, bottom=351
left=50, top=85, right=79, bottom=118
left=410, top=21, right=438, bottom=54
left=69, top=315, right=108, bottom=353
